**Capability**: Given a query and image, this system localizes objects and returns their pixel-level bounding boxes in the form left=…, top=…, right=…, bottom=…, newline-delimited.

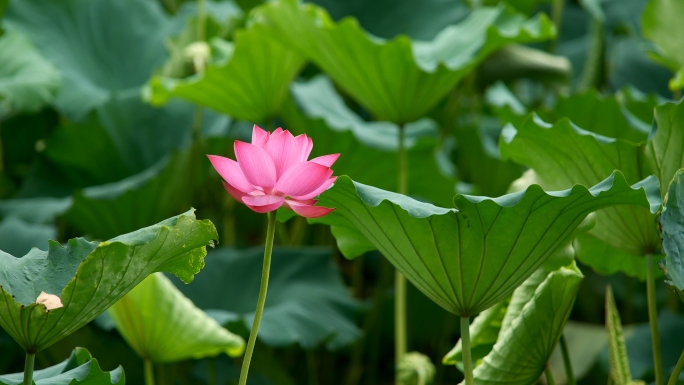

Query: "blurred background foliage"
left=0, top=0, right=682, bottom=383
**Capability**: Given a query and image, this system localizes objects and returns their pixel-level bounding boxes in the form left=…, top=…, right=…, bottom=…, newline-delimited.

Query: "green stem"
left=559, top=334, right=576, bottom=385
left=0, top=119, right=4, bottom=174
left=196, top=0, right=206, bottom=42
left=646, top=254, right=663, bottom=385
left=395, top=125, right=408, bottom=370
left=460, top=317, right=474, bottom=385
left=144, top=358, right=155, bottom=385
left=238, top=211, right=277, bottom=385
left=307, top=349, right=319, bottom=385
left=550, top=0, right=564, bottom=53
left=545, top=365, right=556, bottom=385
left=667, top=348, right=684, bottom=385
left=23, top=352, right=35, bottom=385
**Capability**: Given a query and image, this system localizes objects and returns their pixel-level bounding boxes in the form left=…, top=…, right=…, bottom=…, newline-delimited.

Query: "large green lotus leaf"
left=660, top=169, right=684, bottom=302
left=146, top=26, right=305, bottom=123
left=0, top=209, right=217, bottom=352
left=108, top=272, right=245, bottom=363
left=0, top=216, right=54, bottom=257
left=0, top=347, right=124, bottom=385
left=499, top=114, right=661, bottom=256
left=0, top=30, right=60, bottom=117
left=642, top=0, right=684, bottom=76
left=171, top=246, right=361, bottom=350
left=282, top=75, right=456, bottom=208
left=447, top=264, right=582, bottom=384
left=252, top=0, right=555, bottom=123
left=314, top=172, right=658, bottom=316
left=643, top=100, right=684, bottom=196
left=5, top=0, right=178, bottom=120
left=64, top=152, right=193, bottom=240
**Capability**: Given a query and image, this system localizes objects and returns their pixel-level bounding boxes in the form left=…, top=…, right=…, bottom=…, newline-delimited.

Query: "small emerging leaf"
left=605, top=285, right=641, bottom=385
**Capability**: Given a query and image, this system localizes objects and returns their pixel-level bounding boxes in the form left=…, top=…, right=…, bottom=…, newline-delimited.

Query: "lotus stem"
left=238, top=211, right=277, bottom=385
left=460, top=316, right=474, bottom=385
left=550, top=0, right=564, bottom=53
left=646, top=254, right=663, bottom=385
left=307, top=349, right=319, bottom=385
left=667, top=348, right=684, bottom=385
left=545, top=365, right=556, bottom=385
left=22, top=352, right=35, bottom=385
left=144, top=358, right=155, bottom=385
left=395, top=124, right=408, bottom=370
left=559, top=334, right=576, bottom=385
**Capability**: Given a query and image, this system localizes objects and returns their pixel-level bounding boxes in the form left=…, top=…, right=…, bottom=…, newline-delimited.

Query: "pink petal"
left=275, top=161, right=333, bottom=197
left=286, top=200, right=335, bottom=218
left=242, top=195, right=285, bottom=213
left=265, top=129, right=302, bottom=179
left=234, top=141, right=277, bottom=189
left=207, top=155, right=256, bottom=193
left=222, top=181, right=248, bottom=201
left=252, top=125, right=269, bottom=148
left=310, top=154, right=340, bottom=167
left=304, top=137, right=313, bottom=161
left=290, top=177, right=336, bottom=200
left=294, top=134, right=311, bottom=162
left=273, top=127, right=283, bottom=135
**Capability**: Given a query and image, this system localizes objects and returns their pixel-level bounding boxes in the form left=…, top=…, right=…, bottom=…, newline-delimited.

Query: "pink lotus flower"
left=208, top=125, right=338, bottom=218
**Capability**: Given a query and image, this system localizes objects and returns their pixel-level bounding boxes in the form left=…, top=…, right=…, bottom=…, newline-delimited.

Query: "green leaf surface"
left=108, top=272, right=245, bottom=363
left=660, top=169, right=684, bottom=301
left=0, top=197, right=72, bottom=224
left=0, top=30, right=60, bottom=117
left=0, top=216, right=54, bottom=257
left=447, top=264, right=583, bottom=384
left=171, top=246, right=361, bottom=350
left=500, top=114, right=661, bottom=256
left=573, top=233, right=662, bottom=281
left=0, top=209, right=218, bottom=352
left=253, top=0, right=555, bottom=123
left=605, top=285, right=636, bottom=385
left=64, top=152, right=194, bottom=240
left=315, top=172, right=658, bottom=316
left=0, top=347, right=124, bottom=385
left=146, top=26, right=305, bottom=123
left=283, top=75, right=456, bottom=208
left=644, top=100, right=684, bottom=196
left=5, top=0, right=179, bottom=120
left=642, top=0, right=684, bottom=74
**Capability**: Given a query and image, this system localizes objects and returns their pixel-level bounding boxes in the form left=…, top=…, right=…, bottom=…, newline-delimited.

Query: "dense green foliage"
left=1, top=0, right=684, bottom=384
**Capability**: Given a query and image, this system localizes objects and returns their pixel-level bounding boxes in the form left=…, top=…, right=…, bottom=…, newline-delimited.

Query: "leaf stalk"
left=22, top=352, right=35, bottom=385
left=395, top=124, right=408, bottom=371
left=667, top=348, right=684, bottom=385
left=559, top=334, right=576, bottom=385
left=460, top=316, right=474, bottom=385
left=144, top=357, right=155, bottom=385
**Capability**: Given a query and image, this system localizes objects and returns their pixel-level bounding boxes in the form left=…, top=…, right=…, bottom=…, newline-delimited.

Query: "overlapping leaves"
left=108, top=272, right=245, bottom=363
left=315, top=172, right=658, bottom=316
left=0, top=209, right=217, bottom=352
left=499, top=97, right=684, bottom=279
left=0, top=348, right=124, bottom=385
left=253, top=0, right=555, bottom=123
left=642, top=0, right=684, bottom=90
left=146, top=25, right=305, bottom=123
left=445, top=264, right=582, bottom=384
left=282, top=75, right=456, bottom=208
